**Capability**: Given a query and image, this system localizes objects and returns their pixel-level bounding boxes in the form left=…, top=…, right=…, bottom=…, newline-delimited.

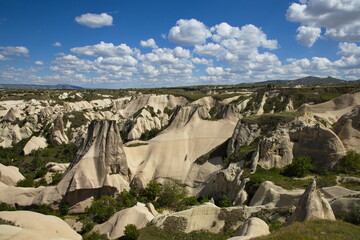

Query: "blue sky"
left=0, top=0, right=359, bottom=88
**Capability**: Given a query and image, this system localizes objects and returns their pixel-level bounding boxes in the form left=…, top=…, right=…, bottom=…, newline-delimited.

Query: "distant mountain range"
left=258, top=76, right=353, bottom=86
left=0, top=84, right=84, bottom=90
left=0, top=76, right=359, bottom=90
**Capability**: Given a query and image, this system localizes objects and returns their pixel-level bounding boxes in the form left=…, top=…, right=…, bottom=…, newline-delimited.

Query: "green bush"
left=156, top=180, right=188, bottom=211
left=85, top=195, right=117, bottom=223
left=282, top=156, right=313, bottom=178
left=141, top=180, right=161, bottom=201
left=351, top=202, right=360, bottom=225
left=124, top=224, right=140, bottom=240
left=16, top=177, right=35, bottom=187
left=337, top=150, right=360, bottom=174
left=116, top=189, right=139, bottom=210
left=217, top=195, right=231, bottom=208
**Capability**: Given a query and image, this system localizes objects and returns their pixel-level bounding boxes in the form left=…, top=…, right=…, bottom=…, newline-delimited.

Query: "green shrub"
left=337, top=150, right=360, bottom=174
left=16, top=177, right=35, bottom=187
left=282, top=156, right=313, bottom=178
left=124, top=224, right=140, bottom=240
left=156, top=180, right=188, bottom=211
left=141, top=180, right=161, bottom=201
left=116, top=189, right=139, bottom=210
left=85, top=195, right=117, bottom=223
left=0, top=202, right=16, bottom=211
left=217, top=195, right=231, bottom=208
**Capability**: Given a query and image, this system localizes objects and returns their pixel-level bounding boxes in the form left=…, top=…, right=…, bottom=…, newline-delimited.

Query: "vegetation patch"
left=218, top=208, right=246, bottom=233
left=139, top=226, right=230, bottom=240
left=255, top=219, right=360, bottom=240
left=195, top=139, right=229, bottom=165
left=163, top=216, right=188, bottom=232
left=126, top=142, right=149, bottom=147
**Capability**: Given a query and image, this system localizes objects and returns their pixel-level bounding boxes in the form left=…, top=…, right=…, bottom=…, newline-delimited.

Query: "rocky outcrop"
left=92, top=204, right=155, bottom=239
left=227, top=217, right=270, bottom=240
left=23, top=136, right=47, bottom=155
left=249, top=181, right=304, bottom=208
left=0, top=211, right=82, bottom=240
left=227, top=121, right=261, bottom=157
left=57, top=120, right=130, bottom=205
left=0, top=163, right=25, bottom=186
left=45, top=162, right=70, bottom=173
left=290, top=125, right=346, bottom=169
left=199, top=162, right=248, bottom=206
left=256, top=130, right=294, bottom=169
left=2, top=108, right=21, bottom=122
left=288, top=179, right=335, bottom=224
left=330, top=197, right=360, bottom=221
left=334, top=106, right=360, bottom=153
left=127, top=104, right=237, bottom=189
left=51, top=115, right=68, bottom=145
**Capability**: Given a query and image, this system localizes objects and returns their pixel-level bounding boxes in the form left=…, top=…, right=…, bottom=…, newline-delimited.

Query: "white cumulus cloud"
left=168, top=19, right=211, bottom=45
left=140, top=38, right=158, bottom=49
left=71, top=41, right=134, bottom=57
left=296, top=26, right=321, bottom=47
left=0, top=46, right=29, bottom=56
left=287, top=0, right=360, bottom=42
left=35, top=61, right=44, bottom=65
left=75, top=13, right=113, bottom=28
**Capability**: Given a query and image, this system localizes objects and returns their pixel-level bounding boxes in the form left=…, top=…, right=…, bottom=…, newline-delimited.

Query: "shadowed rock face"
left=290, top=126, right=346, bottom=169
left=334, top=106, right=360, bottom=153
left=288, top=179, right=335, bottom=224
left=58, top=120, right=130, bottom=205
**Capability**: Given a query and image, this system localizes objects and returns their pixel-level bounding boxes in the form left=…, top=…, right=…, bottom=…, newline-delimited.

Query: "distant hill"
left=260, top=76, right=349, bottom=87
left=0, top=84, right=83, bottom=90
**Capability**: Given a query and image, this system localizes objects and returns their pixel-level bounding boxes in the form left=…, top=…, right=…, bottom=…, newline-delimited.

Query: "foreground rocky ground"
left=1, top=84, right=360, bottom=239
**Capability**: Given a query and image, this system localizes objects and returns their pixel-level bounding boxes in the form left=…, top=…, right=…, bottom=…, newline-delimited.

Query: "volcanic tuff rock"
left=334, top=106, right=360, bottom=153
left=227, top=120, right=261, bottom=157
left=249, top=181, right=304, bottom=208
left=57, top=120, right=130, bottom=205
left=288, top=179, right=335, bottom=224
left=22, top=136, right=47, bottom=155
left=92, top=204, right=155, bottom=239
left=330, top=198, right=360, bottom=221
left=199, top=162, right=248, bottom=206
left=51, top=114, right=68, bottom=145
left=0, top=211, right=82, bottom=240
left=0, top=163, right=24, bottom=186
left=290, top=125, right=346, bottom=169
left=126, top=104, right=237, bottom=189
left=256, top=130, right=294, bottom=169
left=227, top=217, right=270, bottom=240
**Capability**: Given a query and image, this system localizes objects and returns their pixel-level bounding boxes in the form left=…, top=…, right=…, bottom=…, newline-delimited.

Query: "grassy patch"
left=255, top=219, right=360, bottom=240
left=139, top=226, right=230, bottom=240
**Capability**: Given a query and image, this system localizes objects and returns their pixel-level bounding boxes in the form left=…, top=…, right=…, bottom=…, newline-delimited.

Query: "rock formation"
left=227, top=217, right=270, bottom=240
left=249, top=181, right=304, bottom=207
left=92, top=204, right=155, bottom=239
left=56, top=120, right=130, bottom=205
left=330, top=197, right=360, bottom=221
left=290, top=125, right=346, bottom=169
left=287, top=179, right=336, bottom=224
left=227, top=120, right=261, bottom=157
left=0, top=211, right=82, bottom=240
left=23, top=136, right=47, bottom=155
left=0, top=163, right=25, bottom=186
left=51, top=114, right=68, bottom=145
left=334, top=106, right=360, bottom=153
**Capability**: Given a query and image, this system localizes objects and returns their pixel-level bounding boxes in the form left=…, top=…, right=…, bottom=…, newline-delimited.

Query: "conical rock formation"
left=57, top=120, right=130, bottom=205
left=51, top=114, right=68, bottom=145
left=288, top=179, right=336, bottom=224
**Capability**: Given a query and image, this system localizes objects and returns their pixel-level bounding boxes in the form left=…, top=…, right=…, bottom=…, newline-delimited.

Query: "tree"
left=156, top=180, right=188, bottom=210
left=217, top=195, right=231, bottom=207
left=141, top=180, right=161, bottom=201
left=337, top=150, right=360, bottom=174
left=124, top=224, right=140, bottom=240
left=85, top=195, right=117, bottom=223
left=282, top=156, right=313, bottom=178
